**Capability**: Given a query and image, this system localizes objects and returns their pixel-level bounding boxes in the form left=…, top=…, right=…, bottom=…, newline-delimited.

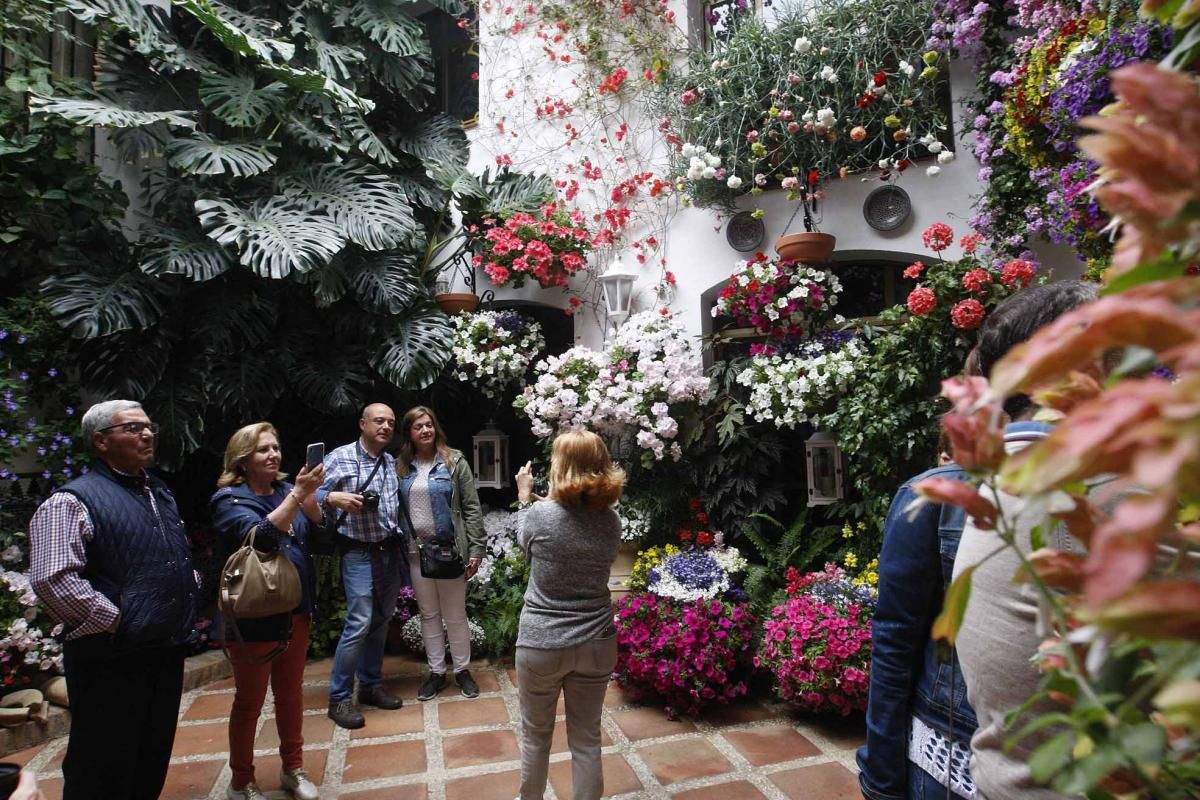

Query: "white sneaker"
left=281, top=767, right=320, bottom=800
left=226, top=783, right=266, bottom=800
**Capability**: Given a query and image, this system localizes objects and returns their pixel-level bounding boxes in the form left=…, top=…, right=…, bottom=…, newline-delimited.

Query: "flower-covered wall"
left=466, top=1, right=1087, bottom=348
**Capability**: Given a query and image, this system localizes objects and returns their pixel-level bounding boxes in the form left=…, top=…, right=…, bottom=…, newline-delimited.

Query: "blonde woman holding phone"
left=514, top=431, right=624, bottom=800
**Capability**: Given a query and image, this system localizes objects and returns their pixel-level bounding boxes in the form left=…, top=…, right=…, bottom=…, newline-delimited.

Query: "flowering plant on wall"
left=515, top=311, right=710, bottom=465
left=712, top=254, right=843, bottom=340
left=737, top=334, right=865, bottom=429
left=943, top=0, right=1172, bottom=275
left=470, top=204, right=593, bottom=289
left=755, top=564, right=875, bottom=715
left=659, top=0, right=951, bottom=211
left=903, top=222, right=1031, bottom=332
left=450, top=310, right=545, bottom=400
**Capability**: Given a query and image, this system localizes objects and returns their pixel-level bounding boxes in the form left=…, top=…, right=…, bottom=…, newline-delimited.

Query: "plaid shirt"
left=28, top=492, right=147, bottom=640
left=317, top=440, right=400, bottom=543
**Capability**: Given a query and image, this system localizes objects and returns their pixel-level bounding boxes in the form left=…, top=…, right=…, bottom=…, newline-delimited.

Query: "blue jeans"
left=329, top=547, right=405, bottom=702
left=909, top=763, right=954, bottom=800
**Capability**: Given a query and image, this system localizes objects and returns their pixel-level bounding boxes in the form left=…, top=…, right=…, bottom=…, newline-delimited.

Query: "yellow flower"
left=843, top=552, right=859, bottom=568
left=842, top=523, right=854, bottom=539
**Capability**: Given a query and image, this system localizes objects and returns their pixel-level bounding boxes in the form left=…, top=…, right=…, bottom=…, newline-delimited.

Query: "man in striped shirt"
left=318, top=403, right=407, bottom=730
left=29, top=400, right=197, bottom=800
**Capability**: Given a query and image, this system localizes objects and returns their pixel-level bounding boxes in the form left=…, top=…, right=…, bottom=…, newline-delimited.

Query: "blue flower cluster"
left=804, top=575, right=877, bottom=609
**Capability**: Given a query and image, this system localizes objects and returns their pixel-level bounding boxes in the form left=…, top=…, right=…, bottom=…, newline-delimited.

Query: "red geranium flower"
left=950, top=298, right=986, bottom=329
left=961, top=268, right=993, bottom=294
left=922, top=222, right=955, bottom=252
left=1000, top=258, right=1037, bottom=289
left=906, top=287, right=937, bottom=317
left=903, top=261, right=925, bottom=279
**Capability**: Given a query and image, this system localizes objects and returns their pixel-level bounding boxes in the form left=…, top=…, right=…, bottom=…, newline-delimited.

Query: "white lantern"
left=597, top=253, right=639, bottom=329
left=805, top=430, right=844, bottom=506
left=472, top=422, right=510, bottom=489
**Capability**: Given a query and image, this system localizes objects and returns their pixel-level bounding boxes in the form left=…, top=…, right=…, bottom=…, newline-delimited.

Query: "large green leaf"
left=199, top=72, right=288, bottom=128
left=207, top=347, right=288, bottom=419
left=139, top=226, right=235, bottom=281
left=76, top=329, right=173, bottom=399
left=265, top=63, right=374, bottom=113
left=342, top=112, right=398, bottom=165
left=196, top=196, right=345, bottom=278
left=29, top=93, right=196, bottom=129
left=173, top=0, right=294, bottom=63
left=366, top=44, right=433, bottom=105
left=278, top=163, right=416, bottom=251
left=391, top=113, right=467, bottom=168
left=425, top=0, right=467, bottom=13
left=347, top=249, right=425, bottom=314
left=40, top=267, right=170, bottom=338
left=284, top=113, right=351, bottom=154
left=291, top=353, right=372, bottom=414
left=391, top=173, right=446, bottom=212
left=166, top=133, right=279, bottom=177
left=345, top=0, right=428, bottom=56
left=63, top=0, right=174, bottom=57
left=371, top=303, right=454, bottom=389
left=144, top=364, right=209, bottom=469
left=191, top=290, right=279, bottom=355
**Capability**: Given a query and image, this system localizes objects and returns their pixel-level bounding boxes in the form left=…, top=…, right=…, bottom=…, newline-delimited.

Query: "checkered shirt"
left=317, top=440, right=400, bottom=543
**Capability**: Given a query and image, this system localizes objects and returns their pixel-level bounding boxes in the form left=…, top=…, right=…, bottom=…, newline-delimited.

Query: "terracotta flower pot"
left=434, top=292, right=480, bottom=315
left=775, top=232, right=836, bottom=264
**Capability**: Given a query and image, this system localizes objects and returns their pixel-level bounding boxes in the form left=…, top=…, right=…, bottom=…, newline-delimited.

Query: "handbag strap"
left=330, top=453, right=387, bottom=534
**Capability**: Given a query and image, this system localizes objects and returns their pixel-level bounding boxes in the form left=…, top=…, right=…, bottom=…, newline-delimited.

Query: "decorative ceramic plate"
left=863, top=185, right=912, bottom=231
left=726, top=210, right=766, bottom=252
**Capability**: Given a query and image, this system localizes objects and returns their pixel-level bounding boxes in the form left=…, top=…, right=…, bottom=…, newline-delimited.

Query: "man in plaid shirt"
left=318, top=403, right=408, bottom=730
left=29, top=400, right=197, bottom=800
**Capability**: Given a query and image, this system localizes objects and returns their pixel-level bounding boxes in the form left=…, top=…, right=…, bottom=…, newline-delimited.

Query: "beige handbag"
left=219, top=525, right=302, bottom=620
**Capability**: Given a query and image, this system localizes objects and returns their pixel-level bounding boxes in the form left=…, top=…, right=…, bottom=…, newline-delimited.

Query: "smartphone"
left=305, top=442, right=325, bottom=471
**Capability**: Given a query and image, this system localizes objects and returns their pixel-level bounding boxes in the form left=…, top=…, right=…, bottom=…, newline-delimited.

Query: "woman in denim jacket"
left=396, top=406, right=486, bottom=702
left=857, top=462, right=978, bottom=800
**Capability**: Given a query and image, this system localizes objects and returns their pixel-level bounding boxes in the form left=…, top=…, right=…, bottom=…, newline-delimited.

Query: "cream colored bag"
left=219, top=526, right=302, bottom=620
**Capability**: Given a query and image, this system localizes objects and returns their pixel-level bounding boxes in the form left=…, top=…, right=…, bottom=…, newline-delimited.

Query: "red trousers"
left=228, top=614, right=311, bottom=790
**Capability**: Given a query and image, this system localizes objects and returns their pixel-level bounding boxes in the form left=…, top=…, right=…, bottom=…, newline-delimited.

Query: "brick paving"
left=8, top=653, right=865, bottom=799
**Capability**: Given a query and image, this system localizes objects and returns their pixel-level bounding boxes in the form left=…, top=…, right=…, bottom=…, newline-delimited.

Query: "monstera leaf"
left=196, top=196, right=345, bottom=278
left=207, top=347, right=289, bottom=420
left=139, top=225, right=235, bottom=281
left=174, top=0, right=294, bottom=63
left=278, top=163, right=415, bottom=252
left=342, top=112, right=398, bottom=166
left=144, top=365, right=209, bottom=469
left=371, top=303, right=455, bottom=390
left=76, top=330, right=173, bottom=400
left=291, top=352, right=373, bottom=414
left=366, top=43, right=433, bottom=105
left=29, top=93, right=196, bottom=129
left=344, top=0, right=429, bottom=56
left=166, top=133, right=279, bottom=177
left=63, top=0, right=174, bottom=57
left=347, top=248, right=426, bottom=314
left=391, top=113, right=466, bottom=167
left=199, top=72, right=288, bottom=128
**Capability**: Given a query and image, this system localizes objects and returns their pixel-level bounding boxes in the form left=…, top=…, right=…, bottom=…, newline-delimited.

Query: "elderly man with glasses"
left=29, top=400, right=197, bottom=800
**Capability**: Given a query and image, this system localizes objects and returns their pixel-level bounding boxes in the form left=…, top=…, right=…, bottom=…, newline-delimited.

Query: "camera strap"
left=330, top=453, right=387, bottom=534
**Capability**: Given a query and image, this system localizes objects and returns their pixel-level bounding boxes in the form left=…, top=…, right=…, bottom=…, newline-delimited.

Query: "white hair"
left=80, top=400, right=143, bottom=449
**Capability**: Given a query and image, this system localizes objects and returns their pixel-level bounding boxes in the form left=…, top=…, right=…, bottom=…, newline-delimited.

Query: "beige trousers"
left=516, top=636, right=618, bottom=800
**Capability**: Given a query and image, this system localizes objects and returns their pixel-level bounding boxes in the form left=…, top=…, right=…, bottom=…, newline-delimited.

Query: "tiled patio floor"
left=7, top=654, right=865, bottom=800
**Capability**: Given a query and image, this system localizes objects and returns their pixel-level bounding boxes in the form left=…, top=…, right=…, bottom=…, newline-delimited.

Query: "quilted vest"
left=56, top=461, right=196, bottom=654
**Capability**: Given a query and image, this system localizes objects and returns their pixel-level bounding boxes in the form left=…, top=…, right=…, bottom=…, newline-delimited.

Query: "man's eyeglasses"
left=98, top=422, right=159, bottom=436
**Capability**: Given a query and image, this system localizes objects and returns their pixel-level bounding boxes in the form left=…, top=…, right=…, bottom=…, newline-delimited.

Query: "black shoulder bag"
left=398, top=473, right=464, bottom=580
left=310, top=453, right=386, bottom=556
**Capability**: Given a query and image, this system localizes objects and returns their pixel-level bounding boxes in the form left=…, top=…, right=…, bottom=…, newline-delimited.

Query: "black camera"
left=360, top=490, right=380, bottom=509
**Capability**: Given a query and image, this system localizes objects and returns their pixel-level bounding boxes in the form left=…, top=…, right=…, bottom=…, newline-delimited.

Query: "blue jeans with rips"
left=329, top=547, right=405, bottom=703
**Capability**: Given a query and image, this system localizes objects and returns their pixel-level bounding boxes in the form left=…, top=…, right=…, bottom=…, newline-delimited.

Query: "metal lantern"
left=805, top=431, right=844, bottom=506
left=597, top=253, right=639, bottom=329
left=472, top=422, right=510, bottom=489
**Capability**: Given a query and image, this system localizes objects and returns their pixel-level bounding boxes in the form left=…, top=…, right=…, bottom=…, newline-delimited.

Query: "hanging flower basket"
left=775, top=232, right=836, bottom=264
left=434, top=292, right=480, bottom=315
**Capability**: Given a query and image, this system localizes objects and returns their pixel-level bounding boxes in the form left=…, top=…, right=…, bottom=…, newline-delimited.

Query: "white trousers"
left=408, top=557, right=471, bottom=674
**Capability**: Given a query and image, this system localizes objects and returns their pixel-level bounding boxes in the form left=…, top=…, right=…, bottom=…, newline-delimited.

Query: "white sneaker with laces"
left=226, top=783, right=266, bottom=800
left=281, top=767, right=320, bottom=800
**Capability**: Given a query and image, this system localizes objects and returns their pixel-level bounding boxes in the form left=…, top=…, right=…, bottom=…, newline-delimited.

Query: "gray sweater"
left=516, top=500, right=620, bottom=649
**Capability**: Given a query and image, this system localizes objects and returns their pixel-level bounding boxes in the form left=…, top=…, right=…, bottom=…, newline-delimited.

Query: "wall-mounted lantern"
left=472, top=422, right=510, bottom=489
left=805, top=430, right=844, bottom=506
left=597, top=253, right=638, bottom=330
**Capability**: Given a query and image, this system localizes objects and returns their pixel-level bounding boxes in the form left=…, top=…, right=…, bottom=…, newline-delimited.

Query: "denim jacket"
left=397, top=449, right=485, bottom=560
left=857, top=463, right=979, bottom=800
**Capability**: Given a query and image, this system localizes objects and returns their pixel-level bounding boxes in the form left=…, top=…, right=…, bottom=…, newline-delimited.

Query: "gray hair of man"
left=80, top=400, right=144, bottom=450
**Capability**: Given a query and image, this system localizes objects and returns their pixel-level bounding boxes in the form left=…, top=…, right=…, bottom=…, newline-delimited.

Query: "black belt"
left=337, top=534, right=403, bottom=553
